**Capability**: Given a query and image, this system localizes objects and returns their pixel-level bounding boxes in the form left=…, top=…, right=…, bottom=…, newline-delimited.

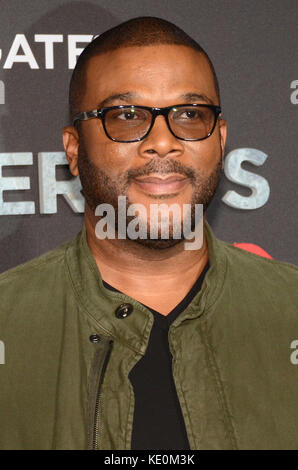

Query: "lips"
left=133, top=174, right=189, bottom=195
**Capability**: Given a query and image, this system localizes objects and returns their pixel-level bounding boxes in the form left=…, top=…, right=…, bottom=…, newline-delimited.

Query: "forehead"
left=83, top=44, right=218, bottom=108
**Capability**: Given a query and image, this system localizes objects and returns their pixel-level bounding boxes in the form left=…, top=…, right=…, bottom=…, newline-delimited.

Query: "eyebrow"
left=179, top=93, right=214, bottom=105
left=97, top=91, right=214, bottom=108
left=98, top=92, right=140, bottom=108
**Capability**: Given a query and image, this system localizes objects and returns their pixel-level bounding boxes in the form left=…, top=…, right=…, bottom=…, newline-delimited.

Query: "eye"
left=175, top=109, right=203, bottom=120
left=108, top=108, right=148, bottom=122
left=118, top=110, right=138, bottom=120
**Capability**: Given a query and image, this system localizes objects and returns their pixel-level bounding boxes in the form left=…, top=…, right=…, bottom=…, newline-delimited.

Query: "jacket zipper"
left=90, top=338, right=114, bottom=450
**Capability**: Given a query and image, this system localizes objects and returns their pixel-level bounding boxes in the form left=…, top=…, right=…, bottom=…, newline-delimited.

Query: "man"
left=0, top=17, right=297, bottom=450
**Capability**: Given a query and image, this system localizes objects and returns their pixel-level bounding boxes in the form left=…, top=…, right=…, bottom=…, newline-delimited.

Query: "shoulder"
left=0, top=239, right=71, bottom=286
left=205, top=221, right=298, bottom=288
left=0, top=232, right=82, bottom=312
left=221, top=238, right=298, bottom=272
left=218, top=238, right=298, bottom=292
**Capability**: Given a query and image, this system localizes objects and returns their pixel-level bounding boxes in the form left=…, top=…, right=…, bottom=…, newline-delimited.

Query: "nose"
left=138, top=115, right=184, bottom=159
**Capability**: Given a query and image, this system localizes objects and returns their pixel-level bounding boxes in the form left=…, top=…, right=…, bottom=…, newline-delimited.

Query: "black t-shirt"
left=102, top=260, right=209, bottom=450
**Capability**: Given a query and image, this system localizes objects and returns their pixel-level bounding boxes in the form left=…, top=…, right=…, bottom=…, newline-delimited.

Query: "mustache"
left=126, top=159, right=196, bottom=181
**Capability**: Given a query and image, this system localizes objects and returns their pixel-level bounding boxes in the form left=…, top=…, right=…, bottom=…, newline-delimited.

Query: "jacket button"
left=115, top=303, right=133, bottom=319
left=89, top=334, right=101, bottom=343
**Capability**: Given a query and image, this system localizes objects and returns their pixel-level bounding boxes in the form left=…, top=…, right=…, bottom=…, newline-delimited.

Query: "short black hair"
left=69, top=16, right=220, bottom=120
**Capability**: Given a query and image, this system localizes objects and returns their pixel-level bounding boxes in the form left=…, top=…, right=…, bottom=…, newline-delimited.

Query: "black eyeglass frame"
left=73, top=103, right=222, bottom=143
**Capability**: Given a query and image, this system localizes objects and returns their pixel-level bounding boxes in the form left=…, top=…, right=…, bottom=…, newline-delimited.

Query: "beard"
left=78, top=139, right=223, bottom=249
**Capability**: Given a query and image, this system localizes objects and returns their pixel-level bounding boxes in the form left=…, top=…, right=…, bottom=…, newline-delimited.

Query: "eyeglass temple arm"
left=73, top=109, right=98, bottom=124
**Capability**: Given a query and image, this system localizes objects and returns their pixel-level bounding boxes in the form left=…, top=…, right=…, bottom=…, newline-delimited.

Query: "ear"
left=62, top=126, right=79, bottom=176
left=218, top=118, right=227, bottom=170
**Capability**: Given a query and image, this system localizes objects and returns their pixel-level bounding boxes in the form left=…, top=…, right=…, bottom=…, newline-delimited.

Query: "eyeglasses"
left=73, top=103, right=221, bottom=143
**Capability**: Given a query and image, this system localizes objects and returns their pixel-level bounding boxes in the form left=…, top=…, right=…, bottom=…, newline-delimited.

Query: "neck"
left=84, top=204, right=209, bottom=315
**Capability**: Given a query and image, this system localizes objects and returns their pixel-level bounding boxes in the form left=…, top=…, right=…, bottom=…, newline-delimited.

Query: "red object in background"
left=233, top=243, right=273, bottom=259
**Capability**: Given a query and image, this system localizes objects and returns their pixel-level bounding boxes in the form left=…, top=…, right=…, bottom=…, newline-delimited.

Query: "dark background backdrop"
left=0, top=0, right=297, bottom=273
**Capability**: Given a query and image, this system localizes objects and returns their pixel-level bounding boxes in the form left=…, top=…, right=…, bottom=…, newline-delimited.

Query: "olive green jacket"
left=0, top=221, right=297, bottom=450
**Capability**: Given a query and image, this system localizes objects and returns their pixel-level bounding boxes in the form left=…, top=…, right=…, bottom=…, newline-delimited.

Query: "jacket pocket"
left=87, top=335, right=114, bottom=450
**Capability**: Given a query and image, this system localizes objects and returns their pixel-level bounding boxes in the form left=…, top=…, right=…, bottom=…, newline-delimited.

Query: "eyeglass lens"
left=104, top=106, right=216, bottom=142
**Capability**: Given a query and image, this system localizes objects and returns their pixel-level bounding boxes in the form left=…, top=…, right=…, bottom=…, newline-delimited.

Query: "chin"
left=129, top=237, right=183, bottom=250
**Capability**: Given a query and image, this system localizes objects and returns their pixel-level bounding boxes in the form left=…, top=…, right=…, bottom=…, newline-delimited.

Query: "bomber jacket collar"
left=65, top=219, right=227, bottom=355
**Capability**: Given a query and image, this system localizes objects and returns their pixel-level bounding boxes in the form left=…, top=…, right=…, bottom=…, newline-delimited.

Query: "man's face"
left=66, top=45, right=227, bottom=248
